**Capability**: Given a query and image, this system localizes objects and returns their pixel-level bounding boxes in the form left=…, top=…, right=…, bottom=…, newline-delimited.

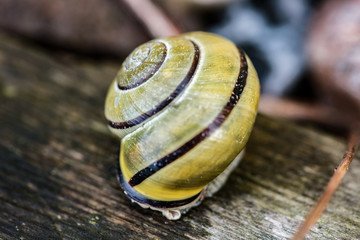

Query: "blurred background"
left=0, top=0, right=359, bottom=131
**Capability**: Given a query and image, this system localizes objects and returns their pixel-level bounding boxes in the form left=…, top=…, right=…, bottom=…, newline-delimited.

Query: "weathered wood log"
left=0, top=31, right=359, bottom=239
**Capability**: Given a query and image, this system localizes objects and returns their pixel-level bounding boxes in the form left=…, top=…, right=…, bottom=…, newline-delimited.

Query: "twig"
left=120, top=0, right=182, bottom=38
left=292, top=131, right=360, bottom=240
left=258, top=95, right=354, bottom=129
left=259, top=95, right=326, bottom=121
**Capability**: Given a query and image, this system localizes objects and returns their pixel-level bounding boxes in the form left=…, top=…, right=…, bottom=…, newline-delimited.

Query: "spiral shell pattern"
left=105, top=32, right=260, bottom=208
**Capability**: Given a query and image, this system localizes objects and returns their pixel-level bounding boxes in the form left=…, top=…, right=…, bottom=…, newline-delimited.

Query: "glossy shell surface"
left=105, top=32, right=260, bottom=206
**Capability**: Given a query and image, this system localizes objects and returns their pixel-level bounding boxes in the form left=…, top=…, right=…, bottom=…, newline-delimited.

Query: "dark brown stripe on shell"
left=128, top=50, right=248, bottom=187
left=118, top=43, right=167, bottom=90
left=116, top=159, right=201, bottom=209
left=108, top=41, right=200, bottom=129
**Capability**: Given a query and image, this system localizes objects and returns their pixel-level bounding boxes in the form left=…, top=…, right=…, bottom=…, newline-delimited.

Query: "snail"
left=104, top=32, right=260, bottom=220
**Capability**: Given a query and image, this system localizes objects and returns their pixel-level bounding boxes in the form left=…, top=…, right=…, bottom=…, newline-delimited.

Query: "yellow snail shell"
left=104, top=32, right=260, bottom=220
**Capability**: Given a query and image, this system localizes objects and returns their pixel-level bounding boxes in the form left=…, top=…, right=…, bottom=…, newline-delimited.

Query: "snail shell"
left=105, top=32, right=260, bottom=219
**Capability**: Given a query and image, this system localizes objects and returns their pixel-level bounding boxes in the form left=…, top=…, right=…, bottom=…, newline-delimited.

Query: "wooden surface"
left=0, top=32, right=359, bottom=240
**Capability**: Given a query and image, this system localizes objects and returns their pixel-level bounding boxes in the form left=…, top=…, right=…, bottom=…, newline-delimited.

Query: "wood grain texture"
left=0, top=32, right=359, bottom=240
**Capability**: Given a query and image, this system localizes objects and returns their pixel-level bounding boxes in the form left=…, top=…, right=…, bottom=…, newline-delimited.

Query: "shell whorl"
left=106, top=36, right=200, bottom=137
left=118, top=41, right=167, bottom=90
left=105, top=32, right=260, bottom=207
left=108, top=40, right=199, bottom=131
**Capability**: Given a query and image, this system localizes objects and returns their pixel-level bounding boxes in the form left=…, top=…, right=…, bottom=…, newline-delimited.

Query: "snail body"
left=105, top=32, right=260, bottom=220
